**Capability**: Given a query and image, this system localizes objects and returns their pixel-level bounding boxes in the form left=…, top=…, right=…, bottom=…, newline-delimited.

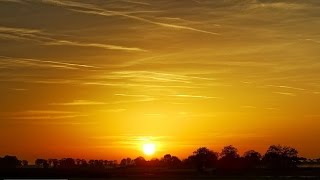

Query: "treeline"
left=120, top=145, right=309, bottom=171
left=1, top=144, right=320, bottom=171
left=0, top=157, right=117, bottom=169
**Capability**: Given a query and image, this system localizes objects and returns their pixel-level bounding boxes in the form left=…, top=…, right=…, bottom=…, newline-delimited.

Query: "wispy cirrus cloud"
left=251, top=1, right=309, bottom=10
left=0, top=0, right=24, bottom=3
left=1, top=110, right=87, bottom=120
left=241, top=105, right=257, bottom=109
left=84, top=82, right=201, bottom=89
left=266, top=84, right=306, bottom=91
left=91, top=135, right=170, bottom=147
left=169, top=94, right=220, bottom=99
left=305, top=38, right=320, bottom=44
left=0, top=26, right=44, bottom=41
left=0, top=26, right=146, bottom=52
left=8, top=115, right=86, bottom=120
left=114, top=93, right=151, bottom=98
left=100, top=109, right=127, bottom=113
left=50, top=97, right=156, bottom=106
left=103, top=71, right=216, bottom=84
left=272, top=92, right=297, bottom=96
left=120, top=0, right=151, bottom=6
left=50, top=100, right=106, bottom=106
left=36, top=0, right=220, bottom=35
left=44, top=40, right=146, bottom=52
left=0, top=56, right=98, bottom=70
left=11, top=120, right=96, bottom=126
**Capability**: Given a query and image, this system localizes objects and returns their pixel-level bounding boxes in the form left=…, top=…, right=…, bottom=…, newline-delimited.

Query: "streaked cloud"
left=22, top=110, right=77, bottom=114
left=91, top=135, right=170, bottom=147
left=251, top=2, right=309, bottom=10
left=50, top=100, right=106, bottom=106
left=100, top=109, right=127, bottom=113
left=11, top=88, right=27, bottom=91
left=120, top=0, right=151, bottom=6
left=305, top=38, right=320, bottom=44
left=37, top=0, right=220, bottom=35
left=8, top=115, right=85, bottom=120
left=114, top=93, right=151, bottom=98
left=266, top=85, right=305, bottom=91
left=0, top=26, right=145, bottom=52
left=0, top=56, right=98, bottom=70
left=1, top=110, right=87, bottom=120
left=272, top=92, right=297, bottom=96
left=144, top=113, right=162, bottom=116
left=241, top=106, right=257, bottom=109
left=50, top=98, right=156, bottom=106
left=169, top=94, right=220, bottom=99
left=0, top=0, right=24, bottom=3
left=84, top=82, right=201, bottom=89
left=45, top=40, right=146, bottom=52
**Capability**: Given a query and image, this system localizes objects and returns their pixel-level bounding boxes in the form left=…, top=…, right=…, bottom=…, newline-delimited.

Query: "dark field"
left=1, top=168, right=320, bottom=180
left=70, top=178, right=320, bottom=180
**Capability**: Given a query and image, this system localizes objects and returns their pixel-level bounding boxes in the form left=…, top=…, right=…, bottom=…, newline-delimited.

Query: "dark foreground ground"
left=1, top=168, right=320, bottom=179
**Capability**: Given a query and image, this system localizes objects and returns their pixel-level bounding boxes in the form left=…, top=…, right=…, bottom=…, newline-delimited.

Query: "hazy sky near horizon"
left=0, top=0, right=320, bottom=161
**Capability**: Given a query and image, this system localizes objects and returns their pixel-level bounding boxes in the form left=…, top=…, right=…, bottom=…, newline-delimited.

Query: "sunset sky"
left=1, top=0, right=320, bottom=162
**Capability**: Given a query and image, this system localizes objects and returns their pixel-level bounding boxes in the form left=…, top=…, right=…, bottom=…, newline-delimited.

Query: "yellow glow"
left=142, top=143, right=156, bottom=156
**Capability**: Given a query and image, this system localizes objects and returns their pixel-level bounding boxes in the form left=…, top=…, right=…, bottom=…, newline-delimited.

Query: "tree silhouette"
left=148, top=158, right=160, bottom=167
left=218, top=145, right=241, bottom=169
left=88, top=160, right=104, bottom=168
left=0, top=156, right=21, bottom=168
left=243, top=150, right=262, bottom=168
left=263, top=145, right=299, bottom=169
left=22, top=160, right=29, bottom=167
left=134, top=156, right=146, bottom=167
left=170, top=156, right=182, bottom=167
left=59, top=158, right=76, bottom=168
left=0, top=143, right=306, bottom=175
left=48, top=159, right=59, bottom=168
left=120, top=158, right=133, bottom=167
left=75, top=159, right=88, bottom=168
left=35, top=159, right=49, bottom=168
left=162, top=154, right=172, bottom=166
left=188, top=147, right=218, bottom=171
left=161, top=154, right=181, bottom=168
left=220, top=145, right=240, bottom=159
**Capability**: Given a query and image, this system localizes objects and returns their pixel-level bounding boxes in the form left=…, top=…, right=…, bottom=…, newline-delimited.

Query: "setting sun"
left=142, top=143, right=156, bottom=156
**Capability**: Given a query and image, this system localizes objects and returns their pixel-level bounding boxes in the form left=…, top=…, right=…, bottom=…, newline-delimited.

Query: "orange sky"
left=0, top=0, right=320, bottom=162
